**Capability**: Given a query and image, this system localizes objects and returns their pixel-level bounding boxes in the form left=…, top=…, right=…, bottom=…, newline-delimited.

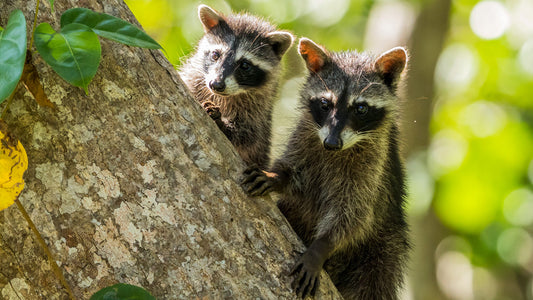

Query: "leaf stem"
left=29, top=0, right=41, bottom=50
left=14, top=199, right=75, bottom=300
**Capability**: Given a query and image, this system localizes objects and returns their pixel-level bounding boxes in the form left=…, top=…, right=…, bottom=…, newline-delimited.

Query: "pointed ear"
left=198, top=5, right=224, bottom=32
left=266, top=31, right=294, bottom=58
left=298, top=38, right=328, bottom=73
left=374, top=47, right=407, bottom=87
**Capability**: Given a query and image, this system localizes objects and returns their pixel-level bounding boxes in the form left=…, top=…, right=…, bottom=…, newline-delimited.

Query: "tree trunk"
left=0, top=1, right=341, bottom=299
left=403, top=0, right=452, bottom=299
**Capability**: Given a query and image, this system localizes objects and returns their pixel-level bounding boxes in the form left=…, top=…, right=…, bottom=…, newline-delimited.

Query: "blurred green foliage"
left=125, top=0, right=533, bottom=298
left=430, top=0, right=533, bottom=275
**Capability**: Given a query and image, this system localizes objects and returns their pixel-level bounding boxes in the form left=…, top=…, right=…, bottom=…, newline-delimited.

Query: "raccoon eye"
left=240, top=61, right=251, bottom=71
left=320, top=97, right=330, bottom=111
left=356, top=104, right=369, bottom=115
left=211, top=50, right=221, bottom=61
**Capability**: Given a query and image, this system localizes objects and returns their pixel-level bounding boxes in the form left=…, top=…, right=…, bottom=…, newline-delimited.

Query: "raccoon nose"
left=324, top=136, right=343, bottom=151
left=209, top=80, right=226, bottom=92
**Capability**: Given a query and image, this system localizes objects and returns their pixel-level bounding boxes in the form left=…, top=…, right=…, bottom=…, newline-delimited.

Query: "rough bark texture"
left=0, top=1, right=341, bottom=299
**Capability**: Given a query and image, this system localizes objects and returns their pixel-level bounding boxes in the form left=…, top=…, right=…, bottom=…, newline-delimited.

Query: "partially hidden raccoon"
left=179, top=5, right=294, bottom=168
left=243, top=38, right=410, bottom=299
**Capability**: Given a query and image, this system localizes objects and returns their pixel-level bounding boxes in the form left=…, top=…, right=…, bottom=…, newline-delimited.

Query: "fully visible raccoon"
left=243, top=38, right=410, bottom=300
left=179, top=5, right=293, bottom=168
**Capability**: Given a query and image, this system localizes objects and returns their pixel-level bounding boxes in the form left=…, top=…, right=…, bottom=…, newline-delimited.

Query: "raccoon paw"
left=241, top=166, right=278, bottom=196
left=290, top=255, right=321, bottom=299
left=202, top=101, right=221, bottom=120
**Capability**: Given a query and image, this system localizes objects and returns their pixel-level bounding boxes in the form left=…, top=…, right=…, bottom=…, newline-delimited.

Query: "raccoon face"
left=298, top=38, right=407, bottom=151
left=197, top=5, right=293, bottom=96
left=310, top=89, right=388, bottom=151
left=201, top=43, right=269, bottom=96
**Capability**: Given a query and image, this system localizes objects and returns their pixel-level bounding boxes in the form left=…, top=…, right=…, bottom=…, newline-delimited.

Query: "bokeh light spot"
left=518, top=39, right=533, bottom=76
left=460, top=101, right=507, bottom=138
left=470, top=1, right=510, bottom=40
left=428, top=130, right=468, bottom=177
left=507, top=0, right=533, bottom=46
left=435, top=173, right=500, bottom=234
left=305, top=0, right=350, bottom=27
left=503, top=188, right=533, bottom=227
left=436, top=251, right=473, bottom=300
left=250, top=0, right=303, bottom=24
left=435, top=236, right=472, bottom=259
left=497, top=228, right=533, bottom=268
left=435, top=44, right=477, bottom=92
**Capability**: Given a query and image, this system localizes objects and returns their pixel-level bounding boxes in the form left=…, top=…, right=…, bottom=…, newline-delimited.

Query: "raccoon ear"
left=298, top=38, right=328, bottom=73
left=374, top=47, right=407, bottom=87
left=198, top=5, right=224, bottom=32
left=266, top=31, right=294, bottom=58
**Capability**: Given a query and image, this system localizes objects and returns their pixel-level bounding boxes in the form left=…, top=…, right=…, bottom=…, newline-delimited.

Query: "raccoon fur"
left=179, top=5, right=293, bottom=168
left=243, top=38, right=410, bottom=300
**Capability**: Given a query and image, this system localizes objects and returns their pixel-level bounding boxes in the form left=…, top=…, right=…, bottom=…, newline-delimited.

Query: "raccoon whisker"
left=359, top=82, right=379, bottom=97
left=356, top=124, right=373, bottom=132
left=356, top=69, right=374, bottom=89
left=314, top=72, right=333, bottom=95
left=358, top=131, right=383, bottom=145
left=249, top=33, right=263, bottom=51
left=249, top=43, right=270, bottom=55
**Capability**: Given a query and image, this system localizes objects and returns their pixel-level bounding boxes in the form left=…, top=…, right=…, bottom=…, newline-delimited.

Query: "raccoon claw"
left=242, top=165, right=262, bottom=179
left=244, top=177, right=273, bottom=196
left=250, top=180, right=274, bottom=196
left=202, top=101, right=221, bottom=120
left=292, top=249, right=305, bottom=256
left=243, top=165, right=261, bottom=176
left=241, top=167, right=278, bottom=196
left=290, top=258, right=320, bottom=299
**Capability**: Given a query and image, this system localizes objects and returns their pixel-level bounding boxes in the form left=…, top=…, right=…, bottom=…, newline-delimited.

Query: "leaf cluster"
left=0, top=7, right=161, bottom=101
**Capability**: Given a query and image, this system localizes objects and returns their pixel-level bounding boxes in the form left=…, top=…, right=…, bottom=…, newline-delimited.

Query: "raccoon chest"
left=289, top=164, right=327, bottom=201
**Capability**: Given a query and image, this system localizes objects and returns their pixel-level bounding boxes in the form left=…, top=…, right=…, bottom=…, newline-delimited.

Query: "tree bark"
left=0, top=1, right=341, bottom=299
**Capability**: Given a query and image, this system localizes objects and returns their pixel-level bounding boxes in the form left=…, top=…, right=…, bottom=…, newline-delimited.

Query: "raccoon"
left=243, top=38, right=410, bottom=299
left=179, top=5, right=293, bottom=168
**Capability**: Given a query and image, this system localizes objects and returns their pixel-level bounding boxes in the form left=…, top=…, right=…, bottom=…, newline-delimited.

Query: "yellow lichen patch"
left=0, top=121, right=28, bottom=211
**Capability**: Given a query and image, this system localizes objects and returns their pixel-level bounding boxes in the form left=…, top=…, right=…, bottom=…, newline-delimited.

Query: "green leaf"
left=61, top=8, right=162, bottom=49
left=0, top=10, right=27, bottom=103
left=48, top=0, right=55, bottom=13
left=34, top=23, right=101, bottom=94
left=90, top=283, right=156, bottom=300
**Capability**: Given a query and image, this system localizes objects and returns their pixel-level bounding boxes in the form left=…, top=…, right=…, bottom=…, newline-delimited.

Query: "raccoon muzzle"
left=209, top=79, right=226, bottom=93
left=323, top=134, right=343, bottom=151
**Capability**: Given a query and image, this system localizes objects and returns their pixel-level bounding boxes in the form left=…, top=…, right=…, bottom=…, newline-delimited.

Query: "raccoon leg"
left=290, top=236, right=335, bottom=299
left=201, top=101, right=239, bottom=144
left=333, top=239, right=407, bottom=300
left=201, top=100, right=221, bottom=120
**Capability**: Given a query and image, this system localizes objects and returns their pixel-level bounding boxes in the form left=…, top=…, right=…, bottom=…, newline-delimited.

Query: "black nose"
left=209, top=80, right=226, bottom=92
left=323, top=136, right=343, bottom=151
